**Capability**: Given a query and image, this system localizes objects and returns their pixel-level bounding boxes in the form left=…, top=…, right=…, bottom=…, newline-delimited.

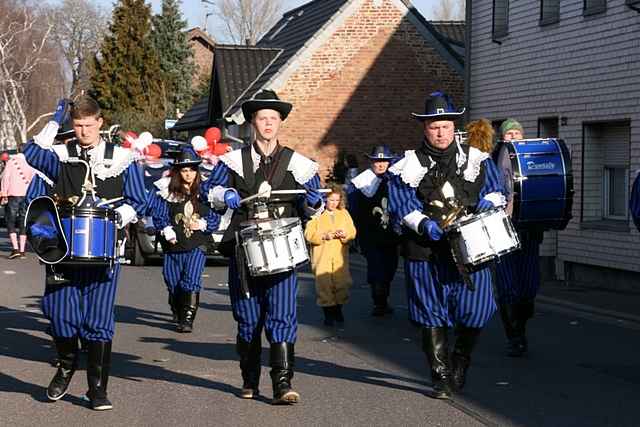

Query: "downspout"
left=464, top=0, right=472, bottom=123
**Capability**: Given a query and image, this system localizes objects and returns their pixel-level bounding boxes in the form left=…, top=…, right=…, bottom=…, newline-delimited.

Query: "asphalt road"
left=1, top=249, right=639, bottom=427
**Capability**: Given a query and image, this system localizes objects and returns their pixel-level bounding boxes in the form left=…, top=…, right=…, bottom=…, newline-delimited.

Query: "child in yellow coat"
left=304, top=185, right=357, bottom=326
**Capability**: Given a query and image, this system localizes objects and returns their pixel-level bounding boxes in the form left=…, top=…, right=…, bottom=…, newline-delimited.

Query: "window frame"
left=537, top=116, right=559, bottom=138
left=492, top=0, right=509, bottom=43
left=584, top=0, right=606, bottom=16
left=540, top=0, right=560, bottom=26
left=602, top=165, right=629, bottom=220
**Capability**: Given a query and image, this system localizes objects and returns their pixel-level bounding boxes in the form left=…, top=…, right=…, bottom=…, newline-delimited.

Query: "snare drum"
left=446, top=208, right=520, bottom=272
left=494, top=138, right=573, bottom=230
left=59, top=206, right=118, bottom=264
left=240, top=217, right=309, bottom=277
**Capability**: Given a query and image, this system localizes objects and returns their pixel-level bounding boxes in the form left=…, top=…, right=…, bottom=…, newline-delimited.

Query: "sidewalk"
left=349, top=252, right=640, bottom=323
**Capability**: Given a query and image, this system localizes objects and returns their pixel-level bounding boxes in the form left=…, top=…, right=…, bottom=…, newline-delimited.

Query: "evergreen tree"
left=151, top=0, right=195, bottom=118
left=90, top=0, right=165, bottom=131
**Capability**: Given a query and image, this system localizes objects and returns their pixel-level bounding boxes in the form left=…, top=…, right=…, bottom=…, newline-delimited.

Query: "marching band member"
left=202, top=89, right=323, bottom=404
left=148, top=147, right=219, bottom=332
left=387, top=91, right=506, bottom=399
left=346, top=145, right=399, bottom=317
left=492, top=119, right=544, bottom=357
left=23, top=97, right=146, bottom=410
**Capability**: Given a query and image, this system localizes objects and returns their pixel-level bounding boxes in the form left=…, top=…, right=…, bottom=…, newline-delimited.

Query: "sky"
left=59, top=0, right=439, bottom=42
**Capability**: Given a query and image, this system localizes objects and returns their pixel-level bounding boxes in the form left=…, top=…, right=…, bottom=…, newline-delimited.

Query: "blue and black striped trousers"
left=41, top=264, right=121, bottom=341
left=495, top=232, right=541, bottom=305
left=162, top=248, right=206, bottom=295
left=362, top=243, right=398, bottom=286
left=228, top=256, right=298, bottom=344
left=405, top=259, right=496, bottom=328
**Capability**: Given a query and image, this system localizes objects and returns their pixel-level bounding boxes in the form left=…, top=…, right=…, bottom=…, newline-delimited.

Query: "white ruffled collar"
left=389, top=144, right=488, bottom=188
left=153, top=176, right=184, bottom=203
left=51, top=139, right=135, bottom=180
left=351, top=169, right=382, bottom=198
left=219, top=145, right=318, bottom=186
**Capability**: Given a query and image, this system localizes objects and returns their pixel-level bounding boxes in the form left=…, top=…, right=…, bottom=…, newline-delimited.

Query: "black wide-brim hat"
left=172, top=146, right=202, bottom=168
left=25, top=196, right=68, bottom=264
left=365, top=144, right=396, bottom=160
left=411, top=90, right=465, bottom=121
left=242, top=89, right=293, bottom=121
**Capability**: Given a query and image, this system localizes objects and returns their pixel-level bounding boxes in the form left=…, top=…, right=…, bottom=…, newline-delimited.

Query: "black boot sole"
left=47, top=388, right=70, bottom=401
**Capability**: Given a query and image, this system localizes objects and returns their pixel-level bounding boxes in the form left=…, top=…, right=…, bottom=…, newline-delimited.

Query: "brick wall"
left=275, top=0, right=463, bottom=181
left=189, top=36, right=214, bottom=88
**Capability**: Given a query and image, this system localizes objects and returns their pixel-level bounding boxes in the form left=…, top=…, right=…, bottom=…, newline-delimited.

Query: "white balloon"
left=191, top=135, right=208, bottom=152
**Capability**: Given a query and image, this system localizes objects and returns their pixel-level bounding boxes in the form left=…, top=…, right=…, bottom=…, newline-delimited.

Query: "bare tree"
left=211, top=0, right=283, bottom=45
left=0, top=1, right=63, bottom=149
left=432, top=0, right=465, bottom=21
left=47, top=0, right=107, bottom=96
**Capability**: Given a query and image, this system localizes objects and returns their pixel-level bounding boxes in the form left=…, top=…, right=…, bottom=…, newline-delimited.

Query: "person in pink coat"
left=0, top=150, right=35, bottom=258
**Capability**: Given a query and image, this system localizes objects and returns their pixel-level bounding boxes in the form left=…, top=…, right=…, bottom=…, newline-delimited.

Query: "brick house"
left=466, top=0, right=640, bottom=286
left=174, top=0, right=465, bottom=181
left=187, top=27, right=216, bottom=88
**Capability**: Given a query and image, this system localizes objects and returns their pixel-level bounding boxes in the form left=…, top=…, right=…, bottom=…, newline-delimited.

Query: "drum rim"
left=446, top=207, right=505, bottom=230
left=59, top=206, right=117, bottom=219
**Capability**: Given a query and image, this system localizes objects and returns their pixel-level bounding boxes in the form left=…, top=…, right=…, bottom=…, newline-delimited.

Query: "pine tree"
left=90, top=0, right=165, bottom=131
left=151, top=0, right=195, bottom=119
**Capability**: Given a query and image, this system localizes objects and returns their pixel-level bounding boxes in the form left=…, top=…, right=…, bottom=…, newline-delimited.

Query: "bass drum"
left=494, top=138, right=573, bottom=230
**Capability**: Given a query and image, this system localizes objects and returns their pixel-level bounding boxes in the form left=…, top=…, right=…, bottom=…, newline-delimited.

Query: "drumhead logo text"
left=526, top=161, right=556, bottom=170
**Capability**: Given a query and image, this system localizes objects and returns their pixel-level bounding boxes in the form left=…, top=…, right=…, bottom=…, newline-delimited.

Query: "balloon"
left=212, top=143, right=230, bottom=156
left=1, top=152, right=9, bottom=161
left=191, top=135, right=208, bottom=152
left=144, top=143, right=161, bottom=159
left=137, top=131, right=153, bottom=147
left=204, top=127, right=222, bottom=145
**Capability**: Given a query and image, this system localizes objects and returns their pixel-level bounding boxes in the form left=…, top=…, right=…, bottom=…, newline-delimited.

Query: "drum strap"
left=241, top=146, right=255, bottom=190
left=269, top=148, right=294, bottom=190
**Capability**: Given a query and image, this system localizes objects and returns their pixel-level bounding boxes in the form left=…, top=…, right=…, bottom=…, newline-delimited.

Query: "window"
left=627, top=0, right=640, bottom=12
left=584, top=0, right=606, bottom=16
left=493, top=0, right=509, bottom=42
left=540, top=0, right=560, bottom=25
left=538, top=117, right=559, bottom=138
left=581, top=121, right=630, bottom=223
left=603, top=166, right=628, bottom=219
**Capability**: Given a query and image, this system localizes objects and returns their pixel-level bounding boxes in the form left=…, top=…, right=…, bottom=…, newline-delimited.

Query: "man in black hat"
left=22, top=97, right=147, bottom=410
left=387, top=91, right=507, bottom=399
left=346, top=145, right=399, bottom=316
left=201, top=89, right=323, bottom=404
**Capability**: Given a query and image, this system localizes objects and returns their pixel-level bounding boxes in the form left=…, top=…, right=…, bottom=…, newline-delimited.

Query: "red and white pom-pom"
left=191, top=135, right=208, bottom=153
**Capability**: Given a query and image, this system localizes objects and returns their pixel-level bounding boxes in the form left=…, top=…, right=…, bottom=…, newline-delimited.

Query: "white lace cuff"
left=403, top=210, right=428, bottom=234
left=196, top=218, right=208, bottom=231
left=33, top=121, right=60, bottom=149
left=162, top=226, right=176, bottom=241
left=209, top=185, right=230, bottom=209
left=304, top=199, right=324, bottom=218
left=482, top=192, right=506, bottom=207
left=115, top=204, right=138, bottom=229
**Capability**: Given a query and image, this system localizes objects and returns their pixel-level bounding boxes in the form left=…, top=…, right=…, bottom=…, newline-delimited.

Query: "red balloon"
left=1, top=152, right=9, bottom=161
left=213, top=143, right=230, bottom=156
left=204, top=127, right=222, bottom=145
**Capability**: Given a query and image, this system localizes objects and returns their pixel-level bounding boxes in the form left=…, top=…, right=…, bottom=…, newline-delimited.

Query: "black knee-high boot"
left=177, top=292, right=199, bottom=333
left=47, top=337, right=78, bottom=401
left=498, top=303, right=526, bottom=357
left=168, top=292, right=178, bottom=322
left=451, top=326, right=482, bottom=391
left=270, top=342, right=299, bottom=405
left=422, top=327, right=452, bottom=399
left=514, top=300, right=535, bottom=352
left=237, top=335, right=262, bottom=399
left=86, top=341, right=113, bottom=411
